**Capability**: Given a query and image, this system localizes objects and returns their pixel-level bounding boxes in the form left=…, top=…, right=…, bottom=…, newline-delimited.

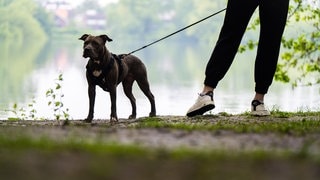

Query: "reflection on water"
left=0, top=39, right=319, bottom=120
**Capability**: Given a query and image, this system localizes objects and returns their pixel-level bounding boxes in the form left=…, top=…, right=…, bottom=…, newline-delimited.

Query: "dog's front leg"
left=86, top=85, right=96, bottom=122
left=109, top=86, right=118, bottom=122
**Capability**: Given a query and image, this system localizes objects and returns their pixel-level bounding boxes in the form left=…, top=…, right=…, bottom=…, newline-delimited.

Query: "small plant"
left=27, top=97, right=37, bottom=120
left=7, top=97, right=37, bottom=120
left=6, top=73, right=71, bottom=121
left=46, top=73, right=70, bottom=121
left=7, top=103, right=26, bottom=120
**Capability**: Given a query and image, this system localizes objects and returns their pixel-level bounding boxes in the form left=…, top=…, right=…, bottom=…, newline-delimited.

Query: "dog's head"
left=79, top=34, right=113, bottom=59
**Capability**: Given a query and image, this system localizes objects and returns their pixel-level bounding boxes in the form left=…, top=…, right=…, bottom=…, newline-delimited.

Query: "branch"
left=288, top=0, right=302, bottom=20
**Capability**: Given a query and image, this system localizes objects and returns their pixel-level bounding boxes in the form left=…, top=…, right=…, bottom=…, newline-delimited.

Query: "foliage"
left=6, top=74, right=70, bottom=121
left=46, top=73, right=70, bottom=121
left=6, top=97, right=37, bottom=120
left=0, top=0, right=50, bottom=42
left=34, top=2, right=54, bottom=37
left=104, top=0, right=225, bottom=45
left=240, top=0, right=320, bottom=87
left=0, top=0, right=51, bottom=101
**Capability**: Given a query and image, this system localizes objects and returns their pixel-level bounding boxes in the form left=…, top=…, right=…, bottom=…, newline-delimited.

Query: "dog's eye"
left=92, top=41, right=99, bottom=47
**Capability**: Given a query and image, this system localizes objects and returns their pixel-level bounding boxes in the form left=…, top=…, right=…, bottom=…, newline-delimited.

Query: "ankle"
left=202, top=86, right=214, bottom=94
left=200, top=91, right=213, bottom=96
left=253, top=93, right=265, bottom=102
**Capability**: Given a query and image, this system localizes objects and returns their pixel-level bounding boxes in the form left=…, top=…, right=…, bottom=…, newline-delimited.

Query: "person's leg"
left=201, top=85, right=214, bottom=94
left=187, top=0, right=259, bottom=117
left=204, top=0, right=259, bottom=90
left=253, top=93, right=265, bottom=102
left=251, top=0, right=289, bottom=116
left=254, top=0, right=289, bottom=95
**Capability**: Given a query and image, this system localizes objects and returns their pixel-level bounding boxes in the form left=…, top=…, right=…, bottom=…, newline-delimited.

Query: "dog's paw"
left=84, top=118, right=93, bottom=123
left=128, top=114, right=136, bottom=119
left=149, top=112, right=156, bottom=117
left=110, top=117, right=118, bottom=123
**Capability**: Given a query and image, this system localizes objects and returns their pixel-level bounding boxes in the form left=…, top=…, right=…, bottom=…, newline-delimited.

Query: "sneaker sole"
left=187, top=104, right=215, bottom=117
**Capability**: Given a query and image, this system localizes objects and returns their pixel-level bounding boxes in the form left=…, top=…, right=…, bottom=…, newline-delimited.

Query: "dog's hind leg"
left=122, top=77, right=137, bottom=119
left=136, top=77, right=156, bottom=117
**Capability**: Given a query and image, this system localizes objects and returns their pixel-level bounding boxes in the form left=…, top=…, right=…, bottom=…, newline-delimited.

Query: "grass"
left=0, top=111, right=320, bottom=180
left=1, top=147, right=319, bottom=180
left=0, top=133, right=319, bottom=180
left=0, top=127, right=319, bottom=161
left=133, top=111, right=320, bottom=135
left=0, top=134, right=318, bottom=161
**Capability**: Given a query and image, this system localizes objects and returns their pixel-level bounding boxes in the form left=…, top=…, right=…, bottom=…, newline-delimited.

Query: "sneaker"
left=187, top=91, right=215, bottom=117
left=251, top=100, right=270, bottom=116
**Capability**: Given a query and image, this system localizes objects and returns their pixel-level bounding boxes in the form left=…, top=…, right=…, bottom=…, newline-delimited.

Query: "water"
left=0, top=39, right=319, bottom=120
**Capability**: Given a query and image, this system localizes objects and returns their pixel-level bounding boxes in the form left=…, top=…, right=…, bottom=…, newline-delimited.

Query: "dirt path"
left=1, top=114, right=320, bottom=180
left=1, top=114, right=320, bottom=154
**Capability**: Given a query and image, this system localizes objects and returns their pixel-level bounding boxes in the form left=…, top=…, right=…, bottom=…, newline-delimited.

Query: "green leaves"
left=6, top=97, right=37, bottom=120
left=0, top=0, right=48, bottom=41
left=46, top=73, right=70, bottom=121
left=274, top=65, right=290, bottom=83
left=7, top=73, right=70, bottom=121
left=240, top=0, right=320, bottom=87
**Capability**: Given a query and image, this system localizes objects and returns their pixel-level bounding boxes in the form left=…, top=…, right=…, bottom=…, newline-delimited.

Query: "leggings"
left=204, top=0, right=289, bottom=94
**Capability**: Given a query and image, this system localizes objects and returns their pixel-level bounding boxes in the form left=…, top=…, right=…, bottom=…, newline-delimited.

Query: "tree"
left=105, top=0, right=166, bottom=42
left=240, top=0, right=320, bottom=88
left=176, top=0, right=224, bottom=44
left=104, top=0, right=226, bottom=45
left=0, top=0, right=48, bottom=42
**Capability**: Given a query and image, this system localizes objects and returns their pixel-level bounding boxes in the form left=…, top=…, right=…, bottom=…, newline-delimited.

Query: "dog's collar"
left=86, top=54, right=123, bottom=85
left=87, top=56, right=114, bottom=78
left=92, top=59, right=101, bottom=64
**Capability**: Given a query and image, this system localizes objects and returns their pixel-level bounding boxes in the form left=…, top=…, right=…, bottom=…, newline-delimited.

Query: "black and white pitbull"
left=79, top=34, right=156, bottom=122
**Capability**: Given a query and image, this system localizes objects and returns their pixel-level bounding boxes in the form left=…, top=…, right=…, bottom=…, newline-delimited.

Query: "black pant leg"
left=204, top=0, right=259, bottom=88
left=254, top=0, right=289, bottom=94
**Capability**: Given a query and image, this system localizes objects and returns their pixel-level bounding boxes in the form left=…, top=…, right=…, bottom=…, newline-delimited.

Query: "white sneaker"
left=187, top=91, right=215, bottom=117
left=251, top=100, right=270, bottom=116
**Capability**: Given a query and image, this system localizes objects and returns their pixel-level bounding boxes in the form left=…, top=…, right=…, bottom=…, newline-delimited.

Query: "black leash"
left=128, top=8, right=226, bottom=55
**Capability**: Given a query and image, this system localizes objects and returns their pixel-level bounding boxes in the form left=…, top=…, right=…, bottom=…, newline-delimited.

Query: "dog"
left=79, top=34, right=156, bottom=122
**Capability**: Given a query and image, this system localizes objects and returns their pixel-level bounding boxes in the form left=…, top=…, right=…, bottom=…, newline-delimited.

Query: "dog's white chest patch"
left=93, top=70, right=102, bottom=77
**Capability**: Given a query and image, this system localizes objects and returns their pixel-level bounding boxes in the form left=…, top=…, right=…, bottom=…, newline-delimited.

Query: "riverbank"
left=1, top=112, right=320, bottom=180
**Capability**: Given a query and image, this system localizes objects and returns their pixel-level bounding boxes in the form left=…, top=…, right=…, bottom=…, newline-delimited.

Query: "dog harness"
left=86, top=53, right=124, bottom=91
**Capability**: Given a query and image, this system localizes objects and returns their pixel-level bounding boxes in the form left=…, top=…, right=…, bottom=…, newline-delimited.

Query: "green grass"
left=134, top=113, right=320, bottom=135
left=0, top=130, right=318, bottom=161
left=0, top=111, right=320, bottom=180
left=1, top=147, right=319, bottom=180
left=271, top=109, right=320, bottom=118
left=241, top=109, right=320, bottom=118
left=0, top=132, right=319, bottom=180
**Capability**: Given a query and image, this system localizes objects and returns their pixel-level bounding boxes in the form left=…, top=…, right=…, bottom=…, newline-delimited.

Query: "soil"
left=1, top=115, right=320, bottom=180
left=1, top=115, right=320, bottom=153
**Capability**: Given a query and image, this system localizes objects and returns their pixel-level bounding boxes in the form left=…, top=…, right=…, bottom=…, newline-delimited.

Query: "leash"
left=128, top=8, right=226, bottom=55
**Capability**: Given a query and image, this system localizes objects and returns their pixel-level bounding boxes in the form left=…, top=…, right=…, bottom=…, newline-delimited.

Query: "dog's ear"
left=79, top=34, right=90, bottom=41
left=99, top=34, right=113, bottom=44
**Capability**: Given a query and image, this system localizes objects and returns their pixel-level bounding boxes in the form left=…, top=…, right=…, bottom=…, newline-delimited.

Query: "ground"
left=0, top=113, right=320, bottom=180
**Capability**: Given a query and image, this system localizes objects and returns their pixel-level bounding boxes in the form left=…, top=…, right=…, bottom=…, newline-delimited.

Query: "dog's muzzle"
left=83, top=47, right=93, bottom=58
left=83, top=46, right=99, bottom=59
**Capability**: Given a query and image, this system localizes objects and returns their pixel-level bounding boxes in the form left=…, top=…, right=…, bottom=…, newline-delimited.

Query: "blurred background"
left=0, top=0, right=319, bottom=120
